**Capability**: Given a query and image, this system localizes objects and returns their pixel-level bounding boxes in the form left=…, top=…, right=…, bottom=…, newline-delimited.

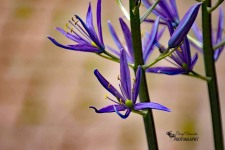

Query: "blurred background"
left=0, top=0, right=224, bottom=149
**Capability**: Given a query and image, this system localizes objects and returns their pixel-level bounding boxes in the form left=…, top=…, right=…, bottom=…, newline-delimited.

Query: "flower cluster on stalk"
left=48, top=0, right=225, bottom=119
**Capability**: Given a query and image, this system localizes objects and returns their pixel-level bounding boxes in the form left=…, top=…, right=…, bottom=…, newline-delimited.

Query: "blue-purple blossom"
left=191, top=7, right=224, bottom=61
left=142, top=0, right=180, bottom=27
left=107, top=17, right=164, bottom=64
left=48, top=0, right=104, bottom=53
left=147, top=38, right=198, bottom=75
left=90, top=50, right=170, bottom=119
left=168, top=3, right=201, bottom=48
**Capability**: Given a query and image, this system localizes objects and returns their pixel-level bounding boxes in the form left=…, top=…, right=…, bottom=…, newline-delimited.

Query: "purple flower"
left=48, top=0, right=104, bottom=53
left=90, top=50, right=170, bottom=119
left=191, top=7, right=224, bottom=61
left=107, top=17, right=164, bottom=64
left=142, top=0, right=180, bottom=27
left=168, top=3, right=201, bottom=48
left=147, top=38, right=198, bottom=75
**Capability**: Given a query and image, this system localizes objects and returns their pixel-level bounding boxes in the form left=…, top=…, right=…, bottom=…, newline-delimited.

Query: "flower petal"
left=47, top=36, right=98, bottom=52
left=94, top=69, right=124, bottom=101
left=90, top=104, right=126, bottom=113
left=96, top=0, right=104, bottom=45
left=107, top=20, right=125, bottom=51
left=55, top=27, right=85, bottom=43
left=168, top=3, right=201, bottom=48
left=75, top=15, right=104, bottom=51
left=191, top=23, right=203, bottom=42
left=143, top=17, right=160, bottom=61
left=190, top=53, right=198, bottom=69
left=120, top=50, right=131, bottom=99
left=113, top=105, right=131, bottom=119
left=86, top=3, right=95, bottom=35
left=146, top=67, right=187, bottom=75
left=119, top=18, right=134, bottom=61
left=214, top=7, right=224, bottom=61
left=133, top=102, right=171, bottom=112
left=132, top=66, right=142, bottom=104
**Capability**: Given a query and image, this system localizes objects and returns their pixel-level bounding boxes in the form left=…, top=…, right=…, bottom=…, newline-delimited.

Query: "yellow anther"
left=70, top=28, right=74, bottom=33
left=104, top=94, right=108, bottom=99
left=117, top=75, right=120, bottom=80
left=91, top=41, right=98, bottom=47
left=65, top=23, right=69, bottom=33
left=72, top=17, right=79, bottom=25
left=119, top=98, right=123, bottom=104
left=177, top=47, right=182, bottom=52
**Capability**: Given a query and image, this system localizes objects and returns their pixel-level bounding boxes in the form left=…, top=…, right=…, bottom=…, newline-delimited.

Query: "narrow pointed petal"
left=214, top=8, right=224, bottom=61
left=94, top=69, right=124, bottom=101
left=144, top=17, right=160, bottom=61
left=86, top=3, right=95, bottom=34
left=113, top=106, right=130, bottom=119
left=216, top=7, right=224, bottom=45
left=190, top=53, right=198, bottom=69
left=169, top=0, right=179, bottom=23
left=90, top=104, right=126, bottom=113
left=180, top=38, right=192, bottom=65
left=146, top=67, right=187, bottom=75
left=119, top=18, right=134, bottom=61
left=133, top=102, right=171, bottom=112
left=106, top=46, right=120, bottom=58
left=107, top=20, right=125, bottom=51
left=191, top=23, right=203, bottom=42
left=75, top=15, right=104, bottom=50
left=96, top=0, right=104, bottom=45
left=55, top=27, right=83, bottom=43
left=158, top=1, right=174, bottom=22
left=132, top=66, right=142, bottom=104
left=168, top=3, right=201, bottom=48
left=120, top=50, right=131, bottom=99
left=47, top=36, right=98, bottom=52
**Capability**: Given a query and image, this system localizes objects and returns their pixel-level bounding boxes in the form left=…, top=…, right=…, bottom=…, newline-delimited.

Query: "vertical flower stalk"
left=202, top=1, right=224, bottom=149
left=129, top=0, right=158, bottom=149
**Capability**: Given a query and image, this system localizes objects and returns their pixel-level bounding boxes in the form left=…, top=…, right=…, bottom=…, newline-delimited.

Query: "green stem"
left=140, top=0, right=160, bottom=23
left=129, top=0, right=158, bottom=149
left=207, top=0, right=224, bottom=13
left=202, top=1, right=224, bottom=149
left=188, top=71, right=211, bottom=81
left=143, top=47, right=176, bottom=69
left=213, top=38, right=225, bottom=50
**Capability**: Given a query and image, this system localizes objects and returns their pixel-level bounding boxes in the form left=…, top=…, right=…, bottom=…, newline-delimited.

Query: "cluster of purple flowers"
left=48, top=0, right=224, bottom=118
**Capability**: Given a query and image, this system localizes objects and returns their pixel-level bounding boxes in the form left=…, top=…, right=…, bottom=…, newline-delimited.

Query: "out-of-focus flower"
left=142, top=0, right=180, bottom=27
left=147, top=38, right=198, bottom=75
left=107, top=17, right=164, bottom=64
left=48, top=0, right=104, bottom=53
left=191, top=7, right=224, bottom=61
left=168, top=3, right=201, bottom=48
left=90, top=50, right=170, bottom=119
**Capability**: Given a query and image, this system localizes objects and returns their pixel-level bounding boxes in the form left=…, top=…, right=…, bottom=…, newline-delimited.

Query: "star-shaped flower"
left=90, top=50, right=170, bottom=119
left=48, top=0, right=104, bottom=53
left=147, top=38, right=198, bottom=75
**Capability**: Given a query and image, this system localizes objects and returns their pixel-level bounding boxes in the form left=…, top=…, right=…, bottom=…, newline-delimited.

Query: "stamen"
left=105, top=96, right=120, bottom=105
left=108, top=83, right=111, bottom=88
left=68, top=18, right=92, bottom=43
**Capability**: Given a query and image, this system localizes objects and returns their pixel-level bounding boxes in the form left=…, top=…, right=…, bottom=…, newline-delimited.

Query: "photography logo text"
left=166, top=131, right=199, bottom=142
